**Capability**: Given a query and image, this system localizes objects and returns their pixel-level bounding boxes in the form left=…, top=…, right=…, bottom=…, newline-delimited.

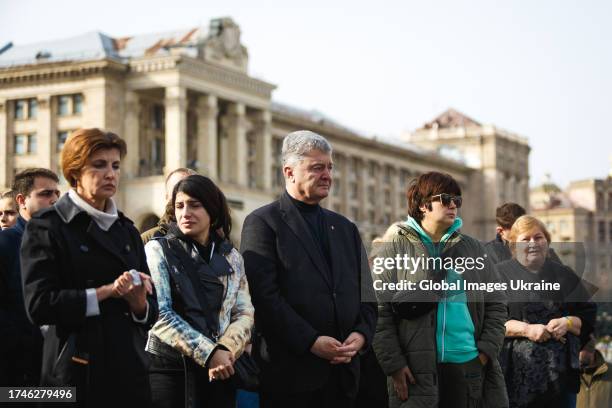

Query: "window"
left=333, top=181, right=341, bottom=197
left=384, top=190, right=391, bottom=206
left=272, top=137, right=284, bottom=189
left=334, top=154, right=344, bottom=177
left=14, top=134, right=27, bottom=155
left=57, top=94, right=83, bottom=116
left=609, top=221, right=612, bottom=242
left=350, top=182, right=358, bottom=199
left=14, top=133, right=37, bottom=155
left=597, top=192, right=605, bottom=211
left=73, top=94, right=83, bottom=114
left=400, top=169, right=411, bottom=186
left=369, top=210, right=375, bottom=224
left=384, top=166, right=391, bottom=183
left=14, top=100, right=26, bottom=119
left=28, top=133, right=37, bottom=154
left=152, top=104, right=164, bottom=130
left=247, top=133, right=257, bottom=188
left=57, top=131, right=70, bottom=152
left=599, top=221, right=606, bottom=243
left=28, top=99, right=38, bottom=118
left=350, top=157, right=360, bottom=180
left=369, top=162, right=376, bottom=177
left=368, top=186, right=375, bottom=204
left=152, top=138, right=162, bottom=165
left=58, top=96, right=70, bottom=116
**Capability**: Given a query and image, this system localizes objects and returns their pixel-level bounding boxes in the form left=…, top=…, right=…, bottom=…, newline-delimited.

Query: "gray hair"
left=281, top=130, right=332, bottom=167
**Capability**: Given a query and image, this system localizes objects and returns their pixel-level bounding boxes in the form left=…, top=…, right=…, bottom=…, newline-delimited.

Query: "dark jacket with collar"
left=484, top=234, right=513, bottom=265
left=240, top=192, right=377, bottom=397
left=578, top=350, right=612, bottom=408
left=0, top=216, right=43, bottom=385
left=20, top=193, right=158, bottom=406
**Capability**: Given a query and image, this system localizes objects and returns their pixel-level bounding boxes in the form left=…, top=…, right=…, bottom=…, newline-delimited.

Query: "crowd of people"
left=0, top=127, right=605, bottom=408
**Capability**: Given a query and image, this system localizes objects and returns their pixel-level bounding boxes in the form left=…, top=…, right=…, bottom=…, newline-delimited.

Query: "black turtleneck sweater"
left=286, top=191, right=332, bottom=270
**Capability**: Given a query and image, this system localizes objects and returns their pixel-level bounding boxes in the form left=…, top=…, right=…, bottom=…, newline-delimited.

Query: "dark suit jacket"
left=20, top=194, right=158, bottom=406
left=240, top=192, right=377, bottom=396
left=0, top=216, right=43, bottom=385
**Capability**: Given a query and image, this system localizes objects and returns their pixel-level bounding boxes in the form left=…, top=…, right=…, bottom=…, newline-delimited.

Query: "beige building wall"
left=531, top=176, right=612, bottom=295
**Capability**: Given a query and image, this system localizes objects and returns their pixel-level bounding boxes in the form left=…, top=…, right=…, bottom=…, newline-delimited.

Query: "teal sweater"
left=405, top=216, right=478, bottom=363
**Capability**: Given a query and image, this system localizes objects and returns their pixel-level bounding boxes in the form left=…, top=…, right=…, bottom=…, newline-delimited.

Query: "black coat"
left=20, top=193, right=158, bottom=407
left=240, top=192, right=377, bottom=397
left=0, top=216, right=43, bottom=385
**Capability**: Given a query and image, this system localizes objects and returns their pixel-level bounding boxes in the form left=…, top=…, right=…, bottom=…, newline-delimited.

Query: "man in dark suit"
left=241, top=130, right=377, bottom=408
left=0, top=168, right=60, bottom=385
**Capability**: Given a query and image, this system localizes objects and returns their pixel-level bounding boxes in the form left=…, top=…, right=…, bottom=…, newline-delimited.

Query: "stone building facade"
left=531, top=174, right=612, bottom=293
left=404, top=109, right=531, bottom=239
left=0, top=18, right=530, bottom=244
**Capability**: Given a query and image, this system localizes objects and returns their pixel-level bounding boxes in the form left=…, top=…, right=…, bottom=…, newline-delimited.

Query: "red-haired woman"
left=21, top=128, right=158, bottom=407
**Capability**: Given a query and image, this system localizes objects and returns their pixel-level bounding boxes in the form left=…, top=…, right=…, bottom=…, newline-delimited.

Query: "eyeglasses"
left=430, top=193, right=462, bottom=208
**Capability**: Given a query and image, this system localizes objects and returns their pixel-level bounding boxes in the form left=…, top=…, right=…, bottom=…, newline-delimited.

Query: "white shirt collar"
left=67, top=189, right=119, bottom=231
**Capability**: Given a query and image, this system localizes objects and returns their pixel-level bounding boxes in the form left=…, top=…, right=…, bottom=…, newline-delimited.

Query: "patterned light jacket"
left=145, top=237, right=254, bottom=367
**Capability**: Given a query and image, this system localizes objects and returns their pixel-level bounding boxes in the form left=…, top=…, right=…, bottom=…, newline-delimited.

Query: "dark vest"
left=148, top=231, right=234, bottom=361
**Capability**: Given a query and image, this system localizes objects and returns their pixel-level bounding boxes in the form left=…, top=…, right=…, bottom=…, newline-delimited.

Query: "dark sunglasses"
left=431, top=193, right=462, bottom=208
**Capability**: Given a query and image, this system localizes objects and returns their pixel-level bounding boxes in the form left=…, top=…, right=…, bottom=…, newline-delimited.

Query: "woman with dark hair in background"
left=145, top=175, right=254, bottom=408
left=20, top=128, right=158, bottom=407
left=498, top=215, right=596, bottom=408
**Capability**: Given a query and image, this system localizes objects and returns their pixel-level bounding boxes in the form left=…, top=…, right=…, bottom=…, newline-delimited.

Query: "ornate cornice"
left=128, top=55, right=180, bottom=73
left=0, top=58, right=127, bottom=85
left=127, top=55, right=275, bottom=98
left=180, top=57, right=275, bottom=98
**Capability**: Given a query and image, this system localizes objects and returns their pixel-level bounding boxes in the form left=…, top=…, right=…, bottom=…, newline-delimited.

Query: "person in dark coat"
left=20, top=128, right=158, bottom=407
left=484, top=203, right=527, bottom=264
left=241, top=130, right=377, bottom=408
left=498, top=215, right=596, bottom=408
left=0, top=168, right=60, bottom=386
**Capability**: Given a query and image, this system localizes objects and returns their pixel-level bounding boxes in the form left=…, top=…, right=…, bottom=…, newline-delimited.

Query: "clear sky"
left=1, top=0, right=610, bottom=188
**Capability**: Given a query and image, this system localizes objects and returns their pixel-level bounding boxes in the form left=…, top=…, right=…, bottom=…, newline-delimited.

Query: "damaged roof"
left=0, top=27, right=206, bottom=67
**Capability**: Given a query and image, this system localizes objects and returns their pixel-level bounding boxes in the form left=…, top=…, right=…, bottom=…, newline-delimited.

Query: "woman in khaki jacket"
left=372, top=172, right=508, bottom=408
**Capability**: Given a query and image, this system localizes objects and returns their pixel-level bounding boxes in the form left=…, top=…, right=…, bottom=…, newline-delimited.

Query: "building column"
left=83, top=80, right=108, bottom=129
left=196, top=94, right=218, bottom=179
left=124, top=91, right=141, bottom=179
left=357, top=159, right=367, bottom=222
left=164, top=86, right=187, bottom=175
left=251, top=109, right=272, bottom=190
left=222, top=102, right=249, bottom=186
left=36, top=95, right=54, bottom=171
left=340, top=156, right=350, bottom=216
left=391, top=166, right=400, bottom=220
left=372, top=165, right=382, bottom=227
left=0, top=99, right=11, bottom=188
